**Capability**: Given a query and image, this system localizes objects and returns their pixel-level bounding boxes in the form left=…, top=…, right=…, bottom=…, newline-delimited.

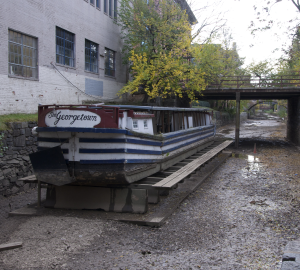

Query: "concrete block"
left=25, top=128, right=31, bottom=136
left=21, top=122, right=28, bottom=128
left=13, top=123, right=22, bottom=129
left=54, top=186, right=111, bottom=211
left=148, top=189, right=160, bottom=204
left=14, top=135, right=25, bottom=147
left=131, top=189, right=148, bottom=214
left=51, top=186, right=148, bottom=213
left=13, top=129, right=21, bottom=137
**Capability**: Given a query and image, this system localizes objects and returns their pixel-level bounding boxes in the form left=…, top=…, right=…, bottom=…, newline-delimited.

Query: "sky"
left=190, top=0, right=300, bottom=67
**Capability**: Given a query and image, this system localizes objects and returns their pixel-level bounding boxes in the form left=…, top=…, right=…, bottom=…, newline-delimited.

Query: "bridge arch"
left=247, top=101, right=277, bottom=112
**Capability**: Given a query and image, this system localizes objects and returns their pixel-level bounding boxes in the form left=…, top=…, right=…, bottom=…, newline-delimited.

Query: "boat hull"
left=35, top=125, right=216, bottom=186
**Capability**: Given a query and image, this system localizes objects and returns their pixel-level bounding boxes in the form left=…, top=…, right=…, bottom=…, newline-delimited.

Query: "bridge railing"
left=207, top=75, right=300, bottom=89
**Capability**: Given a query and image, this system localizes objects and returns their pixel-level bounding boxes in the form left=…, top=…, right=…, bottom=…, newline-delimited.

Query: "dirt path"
left=1, top=117, right=300, bottom=269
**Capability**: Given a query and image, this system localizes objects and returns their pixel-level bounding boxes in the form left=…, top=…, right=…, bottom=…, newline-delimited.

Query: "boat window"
left=133, top=120, right=138, bottom=129
left=143, top=120, right=148, bottom=128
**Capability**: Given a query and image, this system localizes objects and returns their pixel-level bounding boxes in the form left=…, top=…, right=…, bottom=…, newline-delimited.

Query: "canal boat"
left=31, top=104, right=215, bottom=187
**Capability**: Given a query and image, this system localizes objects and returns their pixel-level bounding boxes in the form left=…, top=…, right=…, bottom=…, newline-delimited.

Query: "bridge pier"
left=287, top=97, right=300, bottom=145
left=235, top=92, right=240, bottom=148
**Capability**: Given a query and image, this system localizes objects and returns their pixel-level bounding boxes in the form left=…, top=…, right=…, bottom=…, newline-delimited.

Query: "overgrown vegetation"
left=0, top=114, right=38, bottom=131
left=277, top=109, right=287, bottom=119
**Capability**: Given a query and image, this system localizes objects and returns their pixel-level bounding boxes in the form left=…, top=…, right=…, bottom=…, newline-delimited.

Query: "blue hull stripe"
left=162, top=133, right=214, bottom=154
left=163, top=129, right=213, bottom=146
left=78, top=133, right=214, bottom=163
left=79, top=138, right=161, bottom=146
left=79, top=149, right=162, bottom=155
left=80, top=159, right=157, bottom=164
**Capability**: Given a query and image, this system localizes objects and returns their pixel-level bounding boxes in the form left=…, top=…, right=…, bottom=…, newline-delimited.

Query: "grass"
left=0, top=113, right=38, bottom=131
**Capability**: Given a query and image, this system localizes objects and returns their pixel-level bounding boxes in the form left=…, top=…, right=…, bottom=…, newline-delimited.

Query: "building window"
left=90, top=0, right=94, bottom=4
left=96, top=0, right=100, bottom=8
left=56, top=27, right=75, bottom=67
left=133, top=120, right=138, bottom=129
left=104, top=0, right=107, bottom=13
left=144, top=120, right=148, bottom=128
left=8, top=30, right=38, bottom=79
left=114, top=0, right=117, bottom=19
left=109, top=0, right=112, bottom=16
left=85, top=40, right=98, bottom=73
left=104, top=48, right=115, bottom=77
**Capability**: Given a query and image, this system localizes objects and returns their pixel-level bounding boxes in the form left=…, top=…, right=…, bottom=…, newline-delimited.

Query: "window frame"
left=104, top=48, right=116, bottom=77
left=133, top=120, right=138, bottom=129
left=85, top=39, right=99, bottom=74
left=109, top=0, right=112, bottom=17
left=104, top=0, right=107, bottom=14
left=96, top=0, right=100, bottom=9
left=56, top=27, right=75, bottom=68
left=8, top=29, right=38, bottom=80
left=143, top=120, right=148, bottom=129
left=114, top=0, right=117, bottom=19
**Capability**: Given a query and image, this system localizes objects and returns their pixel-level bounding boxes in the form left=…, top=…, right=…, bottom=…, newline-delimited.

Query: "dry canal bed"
left=0, top=118, right=300, bottom=269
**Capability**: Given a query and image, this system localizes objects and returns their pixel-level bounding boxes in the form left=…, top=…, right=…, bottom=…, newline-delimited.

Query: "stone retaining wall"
left=0, top=122, right=38, bottom=197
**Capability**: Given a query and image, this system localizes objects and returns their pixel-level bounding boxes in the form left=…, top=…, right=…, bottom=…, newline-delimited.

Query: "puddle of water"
left=232, top=153, right=263, bottom=177
left=232, top=153, right=260, bottom=163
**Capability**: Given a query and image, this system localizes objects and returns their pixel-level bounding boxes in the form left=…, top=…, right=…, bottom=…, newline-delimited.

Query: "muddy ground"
left=1, top=114, right=300, bottom=269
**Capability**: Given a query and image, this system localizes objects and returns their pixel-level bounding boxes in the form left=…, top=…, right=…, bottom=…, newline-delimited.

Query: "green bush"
left=277, top=109, right=287, bottom=118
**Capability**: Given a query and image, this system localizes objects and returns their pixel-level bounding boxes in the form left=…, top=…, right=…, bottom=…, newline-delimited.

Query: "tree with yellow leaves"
left=117, top=0, right=208, bottom=102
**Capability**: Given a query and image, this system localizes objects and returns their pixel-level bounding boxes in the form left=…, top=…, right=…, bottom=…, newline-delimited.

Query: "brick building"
left=0, top=0, right=127, bottom=114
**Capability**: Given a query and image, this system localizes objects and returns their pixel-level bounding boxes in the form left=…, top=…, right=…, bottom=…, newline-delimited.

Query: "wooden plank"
left=153, top=140, right=233, bottom=188
left=145, top=177, right=164, bottom=181
left=162, top=141, right=233, bottom=188
left=0, top=242, right=23, bottom=252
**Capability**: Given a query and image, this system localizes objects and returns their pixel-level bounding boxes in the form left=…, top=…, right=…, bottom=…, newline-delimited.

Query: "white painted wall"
left=0, top=0, right=126, bottom=114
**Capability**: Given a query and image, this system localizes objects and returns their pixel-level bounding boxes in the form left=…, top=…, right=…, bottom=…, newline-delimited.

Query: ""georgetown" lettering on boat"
left=45, top=110, right=101, bottom=128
